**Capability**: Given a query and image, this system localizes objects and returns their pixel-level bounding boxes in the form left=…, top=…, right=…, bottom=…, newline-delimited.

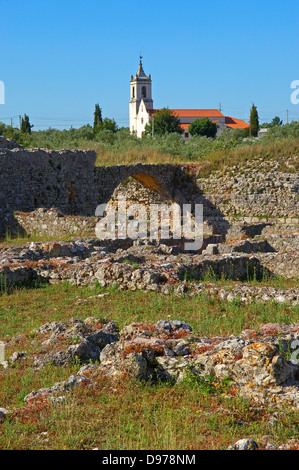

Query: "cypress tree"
left=20, top=114, right=33, bottom=134
left=93, top=104, right=103, bottom=131
left=249, top=104, right=259, bottom=137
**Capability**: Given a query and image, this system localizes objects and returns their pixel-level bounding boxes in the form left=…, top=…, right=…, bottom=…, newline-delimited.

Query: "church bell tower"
left=129, top=57, right=153, bottom=135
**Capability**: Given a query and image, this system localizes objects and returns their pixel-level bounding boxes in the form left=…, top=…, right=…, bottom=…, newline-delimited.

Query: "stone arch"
left=96, top=171, right=178, bottom=243
left=131, top=172, right=168, bottom=192
left=103, top=172, right=174, bottom=213
left=96, top=163, right=179, bottom=208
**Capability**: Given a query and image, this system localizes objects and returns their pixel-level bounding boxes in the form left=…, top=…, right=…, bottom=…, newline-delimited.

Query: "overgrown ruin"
left=0, top=136, right=298, bottom=421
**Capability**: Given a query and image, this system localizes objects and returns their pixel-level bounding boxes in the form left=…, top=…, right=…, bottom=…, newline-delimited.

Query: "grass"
left=0, top=283, right=298, bottom=450
left=0, top=232, right=91, bottom=246
left=0, top=282, right=298, bottom=338
left=7, top=121, right=297, bottom=176
left=1, top=376, right=298, bottom=451
left=1, top=224, right=96, bottom=246
left=86, top=137, right=299, bottom=177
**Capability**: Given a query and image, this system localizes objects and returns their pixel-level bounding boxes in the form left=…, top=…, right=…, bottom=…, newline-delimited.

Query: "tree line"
left=0, top=103, right=295, bottom=154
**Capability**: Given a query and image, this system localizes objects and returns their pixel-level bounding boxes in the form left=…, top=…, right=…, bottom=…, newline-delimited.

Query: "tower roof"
left=132, top=56, right=151, bottom=80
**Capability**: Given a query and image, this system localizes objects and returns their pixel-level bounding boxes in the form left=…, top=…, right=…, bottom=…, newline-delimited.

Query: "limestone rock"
left=228, top=438, right=258, bottom=450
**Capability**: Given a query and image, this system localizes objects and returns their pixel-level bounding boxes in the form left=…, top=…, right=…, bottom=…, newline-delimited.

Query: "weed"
left=183, top=367, right=233, bottom=397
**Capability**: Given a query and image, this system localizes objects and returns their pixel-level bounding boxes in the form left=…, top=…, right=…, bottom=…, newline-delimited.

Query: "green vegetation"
left=247, top=103, right=259, bottom=137
left=0, top=283, right=298, bottom=450
left=0, top=118, right=298, bottom=174
left=261, top=116, right=283, bottom=128
left=1, top=282, right=297, bottom=338
left=144, top=108, right=183, bottom=136
left=20, top=114, right=34, bottom=135
left=1, top=370, right=298, bottom=450
left=188, top=117, right=217, bottom=138
left=93, top=103, right=103, bottom=131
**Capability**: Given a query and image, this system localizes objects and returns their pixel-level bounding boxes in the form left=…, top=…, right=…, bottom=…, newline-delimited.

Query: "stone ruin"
left=2, top=317, right=299, bottom=412
left=0, top=137, right=298, bottom=422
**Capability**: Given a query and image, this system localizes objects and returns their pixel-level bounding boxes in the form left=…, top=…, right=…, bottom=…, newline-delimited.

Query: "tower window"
left=132, top=87, right=135, bottom=98
left=142, top=86, right=146, bottom=98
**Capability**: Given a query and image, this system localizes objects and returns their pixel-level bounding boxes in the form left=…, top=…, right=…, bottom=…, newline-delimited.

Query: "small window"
left=142, top=86, right=146, bottom=98
left=132, top=87, right=135, bottom=98
left=184, top=132, right=189, bottom=138
left=141, top=118, right=144, bottom=124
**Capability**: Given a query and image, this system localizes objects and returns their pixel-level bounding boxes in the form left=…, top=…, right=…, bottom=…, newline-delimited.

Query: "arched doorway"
left=95, top=174, right=179, bottom=243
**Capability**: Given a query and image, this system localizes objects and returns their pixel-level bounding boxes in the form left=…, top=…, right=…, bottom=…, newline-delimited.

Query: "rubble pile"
left=0, top=234, right=298, bottom=303
left=2, top=318, right=298, bottom=410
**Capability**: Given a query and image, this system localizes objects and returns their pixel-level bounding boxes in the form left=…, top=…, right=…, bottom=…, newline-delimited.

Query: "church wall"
left=178, top=116, right=226, bottom=125
left=136, top=102, right=151, bottom=137
left=129, top=100, right=137, bottom=134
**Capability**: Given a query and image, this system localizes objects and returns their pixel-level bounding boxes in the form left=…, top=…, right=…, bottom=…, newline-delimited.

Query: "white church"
left=129, top=57, right=249, bottom=139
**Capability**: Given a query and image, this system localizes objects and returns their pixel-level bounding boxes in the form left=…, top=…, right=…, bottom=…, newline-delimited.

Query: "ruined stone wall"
left=0, top=147, right=99, bottom=222
left=0, top=141, right=298, bottom=238
left=195, top=157, right=299, bottom=219
left=14, top=208, right=97, bottom=239
left=0, top=145, right=179, bottom=236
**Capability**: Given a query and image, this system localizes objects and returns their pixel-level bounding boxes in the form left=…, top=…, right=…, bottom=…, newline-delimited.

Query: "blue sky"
left=0, top=0, right=298, bottom=130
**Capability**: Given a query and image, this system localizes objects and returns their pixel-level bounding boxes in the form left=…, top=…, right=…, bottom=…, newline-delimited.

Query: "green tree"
left=271, top=116, right=283, bottom=126
left=188, top=118, right=217, bottom=138
left=93, top=104, right=103, bottom=132
left=0, top=121, right=5, bottom=135
left=260, top=116, right=283, bottom=128
left=21, top=114, right=34, bottom=134
left=145, top=108, right=183, bottom=136
left=249, top=104, right=259, bottom=137
left=93, top=103, right=118, bottom=135
left=101, top=117, right=118, bottom=133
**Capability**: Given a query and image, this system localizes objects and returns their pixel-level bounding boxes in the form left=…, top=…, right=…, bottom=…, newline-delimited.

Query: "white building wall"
left=136, top=100, right=151, bottom=137
left=129, top=101, right=138, bottom=134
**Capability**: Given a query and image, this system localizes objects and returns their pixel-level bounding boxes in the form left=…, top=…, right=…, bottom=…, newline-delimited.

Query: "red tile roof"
left=170, top=109, right=224, bottom=118
left=225, top=116, right=249, bottom=129
left=150, top=109, right=224, bottom=118
left=151, top=109, right=224, bottom=118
